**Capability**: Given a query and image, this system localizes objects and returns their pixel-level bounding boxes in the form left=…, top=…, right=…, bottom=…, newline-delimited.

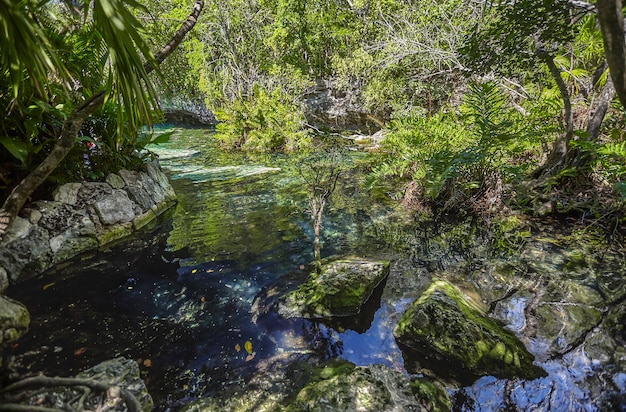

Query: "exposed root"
left=0, top=376, right=141, bottom=412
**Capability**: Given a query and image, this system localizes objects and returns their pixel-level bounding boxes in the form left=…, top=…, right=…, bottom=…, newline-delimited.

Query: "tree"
left=596, top=0, right=626, bottom=110
left=0, top=0, right=204, bottom=240
left=298, top=145, right=343, bottom=273
left=462, top=0, right=615, bottom=178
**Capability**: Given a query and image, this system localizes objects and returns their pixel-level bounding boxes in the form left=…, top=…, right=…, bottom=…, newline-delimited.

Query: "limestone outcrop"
left=276, top=257, right=390, bottom=320
left=394, top=278, right=546, bottom=381
left=0, top=159, right=177, bottom=287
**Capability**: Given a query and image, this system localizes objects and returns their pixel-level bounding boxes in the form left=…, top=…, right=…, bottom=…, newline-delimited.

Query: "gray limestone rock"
left=78, top=357, right=154, bottom=412
left=106, top=173, right=126, bottom=189
left=0, top=295, right=30, bottom=345
left=53, top=182, right=83, bottom=205
left=94, top=190, right=136, bottom=225
left=119, top=169, right=156, bottom=212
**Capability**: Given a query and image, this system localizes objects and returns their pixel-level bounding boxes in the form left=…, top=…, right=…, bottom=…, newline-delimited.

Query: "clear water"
left=7, top=127, right=626, bottom=411
left=7, top=127, right=404, bottom=409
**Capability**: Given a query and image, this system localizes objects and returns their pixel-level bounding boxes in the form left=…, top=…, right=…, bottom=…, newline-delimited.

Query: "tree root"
left=0, top=375, right=142, bottom=412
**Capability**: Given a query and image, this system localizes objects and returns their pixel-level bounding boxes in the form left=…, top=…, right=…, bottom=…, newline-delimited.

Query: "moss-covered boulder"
left=285, top=364, right=445, bottom=412
left=181, top=360, right=449, bottom=412
left=0, top=295, right=30, bottom=368
left=276, top=257, right=389, bottom=319
left=394, top=279, right=545, bottom=380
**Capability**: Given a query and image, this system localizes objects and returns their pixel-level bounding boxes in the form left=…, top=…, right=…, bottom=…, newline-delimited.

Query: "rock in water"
left=0, top=295, right=30, bottom=367
left=276, top=257, right=390, bottom=319
left=77, top=357, right=154, bottom=412
left=394, top=279, right=546, bottom=381
left=285, top=364, right=446, bottom=412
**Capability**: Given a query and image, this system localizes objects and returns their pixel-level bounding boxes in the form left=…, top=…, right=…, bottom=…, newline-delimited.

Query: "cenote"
left=7, top=127, right=626, bottom=411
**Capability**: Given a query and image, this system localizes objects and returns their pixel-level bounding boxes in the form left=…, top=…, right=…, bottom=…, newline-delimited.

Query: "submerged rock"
left=182, top=360, right=449, bottom=412
left=285, top=364, right=444, bottom=412
left=0, top=295, right=29, bottom=367
left=394, top=279, right=545, bottom=381
left=276, top=257, right=390, bottom=319
left=78, top=357, right=153, bottom=412
left=1, top=357, right=152, bottom=411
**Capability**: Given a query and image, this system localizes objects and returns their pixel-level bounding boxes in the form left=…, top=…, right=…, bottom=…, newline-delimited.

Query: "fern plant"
left=215, top=84, right=310, bottom=152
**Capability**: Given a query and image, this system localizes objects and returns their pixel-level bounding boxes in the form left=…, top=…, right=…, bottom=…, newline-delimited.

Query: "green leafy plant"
left=214, top=84, right=310, bottom=152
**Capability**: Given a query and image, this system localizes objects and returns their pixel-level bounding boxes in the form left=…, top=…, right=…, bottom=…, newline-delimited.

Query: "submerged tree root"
left=0, top=376, right=141, bottom=412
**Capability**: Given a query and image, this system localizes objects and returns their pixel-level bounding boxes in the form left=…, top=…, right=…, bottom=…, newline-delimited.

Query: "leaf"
left=143, top=359, right=152, bottom=367
left=235, top=343, right=241, bottom=352
left=191, top=269, right=197, bottom=274
left=0, top=136, right=30, bottom=165
left=244, top=340, right=253, bottom=354
left=245, top=352, right=255, bottom=362
left=43, top=282, right=55, bottom=290
left=74, top=347, right=87, bottom=355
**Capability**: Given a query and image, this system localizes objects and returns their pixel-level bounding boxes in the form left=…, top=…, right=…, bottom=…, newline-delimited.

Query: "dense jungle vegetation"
left=2, top=0, right=626, bottom=235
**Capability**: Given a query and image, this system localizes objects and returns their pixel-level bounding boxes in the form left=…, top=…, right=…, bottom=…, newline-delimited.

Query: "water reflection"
left=6, top=127, right=626, bottom=411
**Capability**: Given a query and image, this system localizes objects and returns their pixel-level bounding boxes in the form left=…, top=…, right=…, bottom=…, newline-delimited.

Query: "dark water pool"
left=7, top=127, right=404, bottom=409
left=7, top=127, right=626, bottom=411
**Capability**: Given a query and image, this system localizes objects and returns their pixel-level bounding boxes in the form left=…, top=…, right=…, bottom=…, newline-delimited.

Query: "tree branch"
left=1, top=376, right=141, bottom=412
left=0, top=0, right=204, bottom=242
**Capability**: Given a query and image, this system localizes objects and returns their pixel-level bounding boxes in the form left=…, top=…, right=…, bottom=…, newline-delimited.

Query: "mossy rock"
left=285, top=364, right=443, bottom=412
left=394, top=279, right=546, bottom=380
left=181, top=361, right=448, bottom=412
left=276, top=257, right=390, bottom=319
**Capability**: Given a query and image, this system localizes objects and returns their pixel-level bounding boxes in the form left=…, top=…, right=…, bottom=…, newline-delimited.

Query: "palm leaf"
left=91, top=0, right=160, bottom=142
left=0, top=0, right=67, bottom=99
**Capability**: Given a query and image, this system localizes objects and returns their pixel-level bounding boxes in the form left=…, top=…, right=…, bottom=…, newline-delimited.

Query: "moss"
left=410, top=378, right=451, bottom=411
left=133, top=209, right=157, bottom=230
left=279, top=257, right=390, bottom=319
left=97, top=222, right=133, bottom=246
left=394, top=278, right=546, bottom=380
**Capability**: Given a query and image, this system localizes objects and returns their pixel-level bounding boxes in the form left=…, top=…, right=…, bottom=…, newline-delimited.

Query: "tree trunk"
left=0, top=0, right=204, bottom=241
left=311, top=195, right=325, bottom=275
left=533, top=52, right=574, bottom=178
left=596, top=0, right=626, bottom=110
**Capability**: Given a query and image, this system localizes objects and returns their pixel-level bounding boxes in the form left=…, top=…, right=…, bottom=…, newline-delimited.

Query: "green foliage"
left=0, top=0, right=163, bottom=193
left=369, top=110, right=468, bottom=199
left=214, top=85, right=310, bottom=152
left=371, top=81, right=523, bottom=204
left=462, top=0, right=574, bottom=75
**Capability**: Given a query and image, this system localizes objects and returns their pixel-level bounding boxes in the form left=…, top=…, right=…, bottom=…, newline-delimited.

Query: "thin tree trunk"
left=312, top=196, right=325, bottom=274
left=0, top=0, right=204, bottom=241
left=533, top=52, right=574, bottom=178
left=570, top=75, right=616, bottom=167
left=596, top=0, right=626, bottom=110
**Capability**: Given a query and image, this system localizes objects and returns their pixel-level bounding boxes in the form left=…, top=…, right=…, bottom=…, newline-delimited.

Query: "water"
left=7, top=127, right=404, bottom=409
left=6, top=127, right=626, bottom=411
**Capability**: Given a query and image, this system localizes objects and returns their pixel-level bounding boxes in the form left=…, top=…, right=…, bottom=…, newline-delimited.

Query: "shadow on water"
left=5, top=127, right=626, bottom=411
left=6, top=127, right=403, bottom=409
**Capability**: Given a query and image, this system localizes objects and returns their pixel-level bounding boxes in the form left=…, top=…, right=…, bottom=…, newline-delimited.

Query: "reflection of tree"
left=301, top=321, right=344, bottom=359
left=298, top=145, right=344, bottom=273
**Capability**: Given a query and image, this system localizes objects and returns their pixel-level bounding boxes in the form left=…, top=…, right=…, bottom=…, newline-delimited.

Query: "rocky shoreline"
left=0, top=159, right=177, bottom=400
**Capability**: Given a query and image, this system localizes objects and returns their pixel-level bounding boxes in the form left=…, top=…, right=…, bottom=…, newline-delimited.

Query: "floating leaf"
left=244, top=340, right=253, bottom=355
left=74, top=347, right=87, bottom=355
left=245, top=352, right=256, bottom=362
left=235, top=343, right=241, bottom=352
left=143, top=359, right=152, bottom=367
left=191, top=269, right=197, bottom=274
left=43, top=282, right=55, bottom=290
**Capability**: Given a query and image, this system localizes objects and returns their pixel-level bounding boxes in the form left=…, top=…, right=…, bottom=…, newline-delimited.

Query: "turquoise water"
left=8, top=127, right=404, bottom=409
left=7, top=127, right=625, bottom=411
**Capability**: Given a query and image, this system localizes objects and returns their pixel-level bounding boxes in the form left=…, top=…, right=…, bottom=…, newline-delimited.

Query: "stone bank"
left=0, top=159, right=177, bottom=289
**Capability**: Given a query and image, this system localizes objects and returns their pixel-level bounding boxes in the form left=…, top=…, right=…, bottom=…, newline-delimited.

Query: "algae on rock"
left=394, top=279, right=546, bottom=381
left=276, top=257, right=390, bottom=319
